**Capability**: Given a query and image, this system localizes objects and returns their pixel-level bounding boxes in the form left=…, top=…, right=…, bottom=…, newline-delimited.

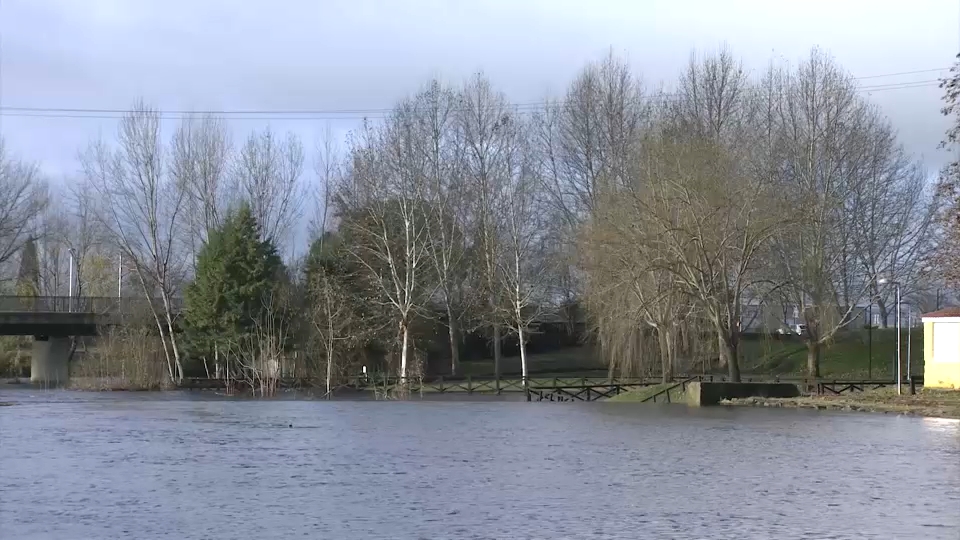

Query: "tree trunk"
left=158, top=332, right=175, bottom=384
left=325, top=343, right=333, bottom=399
left=327, top=292, right=335, bottom=398
left=518, top=325, right=528, bottom=391
left=400, top=323, right=409, bottom=382
left=659, top=328, right=673, bottom=384
left=721, top=331, right=741, bottom=383
left=492, top=324, right=501, bottom=392
left=806, top=340, right=821, bottom=378
left=563, top=302, right=577, bottom=345
left=876, top=298, right=889, bottom=329
left=158, top=290, right=183, bottom=382
left=447, top=305, right=460, bottom=376
left=716, top=333, right=727, bottom=372
left=165, top=322, right=183, bottom=382
left=716, top=331, right=728, bottom=370
left=137, top=269, right=178, bottom=385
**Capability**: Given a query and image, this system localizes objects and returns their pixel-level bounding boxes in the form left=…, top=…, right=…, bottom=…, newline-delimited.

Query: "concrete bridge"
left=0, top=296, right=183, bottom=386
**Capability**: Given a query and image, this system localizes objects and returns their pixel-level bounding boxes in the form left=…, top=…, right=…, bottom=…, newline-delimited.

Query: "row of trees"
left=0, top=46, right=946, bottom=390
left=582, top=49, right=940, bottom=380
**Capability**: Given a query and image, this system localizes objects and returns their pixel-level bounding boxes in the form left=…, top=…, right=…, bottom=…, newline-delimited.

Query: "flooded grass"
left=723, top=388, right=960, bottom=419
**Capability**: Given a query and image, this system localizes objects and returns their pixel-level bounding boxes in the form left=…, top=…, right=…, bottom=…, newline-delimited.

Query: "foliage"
left=183, top=203, right=283, bottom=360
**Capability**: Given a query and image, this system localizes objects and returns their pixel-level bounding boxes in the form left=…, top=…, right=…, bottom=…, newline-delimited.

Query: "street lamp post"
left=67, top=248, right=76, bottom=312
left=867, top=303, right=873, bottom=379
left=879, top=278, right=902, bottom=395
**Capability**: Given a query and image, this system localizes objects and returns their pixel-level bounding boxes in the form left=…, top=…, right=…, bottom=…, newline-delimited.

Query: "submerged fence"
left=0, top=295, right=184, bottom=314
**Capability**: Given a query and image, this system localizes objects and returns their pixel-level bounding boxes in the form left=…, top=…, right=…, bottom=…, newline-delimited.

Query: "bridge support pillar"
left=31, top=336, right=71, bottom=387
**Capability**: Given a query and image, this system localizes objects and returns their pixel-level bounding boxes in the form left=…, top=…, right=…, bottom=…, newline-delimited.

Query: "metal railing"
left=0, top=296, right=184, bottom=314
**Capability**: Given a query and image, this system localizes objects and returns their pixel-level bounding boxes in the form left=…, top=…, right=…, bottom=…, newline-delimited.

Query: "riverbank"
left=721, top=388, right=960, bottom=419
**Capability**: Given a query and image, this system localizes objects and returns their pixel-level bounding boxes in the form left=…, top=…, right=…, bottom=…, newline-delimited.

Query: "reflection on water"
left=1, top=389, right=959, bottom=540
left=922, top=415, right=960, bottom=433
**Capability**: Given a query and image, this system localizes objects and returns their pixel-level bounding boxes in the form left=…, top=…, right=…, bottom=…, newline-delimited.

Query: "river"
left=1, top=389, right=958, bottom=540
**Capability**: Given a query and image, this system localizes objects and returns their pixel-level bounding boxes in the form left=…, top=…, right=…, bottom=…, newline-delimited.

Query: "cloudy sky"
left=1, top=0, right=957, bottom=181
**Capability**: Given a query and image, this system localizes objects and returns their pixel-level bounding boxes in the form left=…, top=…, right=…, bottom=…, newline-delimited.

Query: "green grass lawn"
left=456, top=328, right=922, bottom=381
left=457, top=346, right=606, bottom=378
left=739, top=328, right=922, bottom=379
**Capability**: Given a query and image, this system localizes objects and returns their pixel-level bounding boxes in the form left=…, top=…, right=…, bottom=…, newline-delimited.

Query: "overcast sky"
left=1, top=0, right=958, bottom=182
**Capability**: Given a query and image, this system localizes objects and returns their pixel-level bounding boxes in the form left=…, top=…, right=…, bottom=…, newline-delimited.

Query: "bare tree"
left=308, top=262, right=363, bottom=397
left=534, top=51, right=651, bottom=340
left=456, top=73, right=521, bottom=386
left=411, top=80, right=470, bottom=375
left=580, top=194, right=690, bottom=381
left=338, top=112, right=437, bottom=383
left=234, top=127, right=306, bottom=253
left=848, top=129, right=938, bottom=325
left=765, top=49, right=879, bottom=377
left=665, top=45, right=749, bottom=145
left=0, top=139, right=48, bottom=280
left=65, top=178, right=108, bottom=299
left=632, top=137, right=785, bottom=382
left=35, top=203, right=69, bottom=296
left=307, top=128, right=366, bottom=396
left=661, top=46, right=771, bottom=378
left=34, top=184, right=109, bottom=301
left=223, top=292, right=290, bottom=397
left=311, top=124, right=340, bottom=238
left=498, top=120, right=548, bottom=389
left=537, top=51, right=649, bottom=222
left=80, top=100, right=187, bottom=383
left=171, top=114, right=232, bottom=264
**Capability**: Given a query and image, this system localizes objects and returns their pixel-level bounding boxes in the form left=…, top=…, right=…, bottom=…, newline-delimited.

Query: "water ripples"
left=1, top=389, right=958, bottom=539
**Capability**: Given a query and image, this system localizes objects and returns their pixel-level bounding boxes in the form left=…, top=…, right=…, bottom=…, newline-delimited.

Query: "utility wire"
left=854, top=68, right=948, bottom=79
left=0, top=70, right=948, bottom=121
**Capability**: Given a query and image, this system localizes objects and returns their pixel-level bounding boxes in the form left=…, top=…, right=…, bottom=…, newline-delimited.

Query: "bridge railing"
left=0, top=296, right=184, bottom=314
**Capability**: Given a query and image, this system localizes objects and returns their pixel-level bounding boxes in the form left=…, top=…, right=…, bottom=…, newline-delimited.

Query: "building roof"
left=921, top=307, right=960, bottom=319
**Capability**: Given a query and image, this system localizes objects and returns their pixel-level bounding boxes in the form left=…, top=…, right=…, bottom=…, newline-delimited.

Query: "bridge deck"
left=0, top=296, right=183, bottom=336
left=0, top=295, right=183, bottom=314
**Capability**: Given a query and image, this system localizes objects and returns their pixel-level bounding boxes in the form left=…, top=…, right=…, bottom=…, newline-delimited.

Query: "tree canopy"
left=183, top=203, right=283, bottom=358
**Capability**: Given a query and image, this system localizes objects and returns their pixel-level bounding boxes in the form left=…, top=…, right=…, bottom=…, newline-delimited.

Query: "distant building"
left=739, top=300, right=922, bottom=334
left=921, top=307, right=960, bottom=390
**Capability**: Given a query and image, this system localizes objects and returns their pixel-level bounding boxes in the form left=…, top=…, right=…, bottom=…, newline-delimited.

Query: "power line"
left=859, top=80, right=941, bottom=90
left=854, top=68, right=948, bottom=79
left=0, top=71, right=946, bottom=121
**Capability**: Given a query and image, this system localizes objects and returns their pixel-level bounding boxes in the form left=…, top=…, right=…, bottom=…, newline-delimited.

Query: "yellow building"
left=921, top=308, right=960, bottom=390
